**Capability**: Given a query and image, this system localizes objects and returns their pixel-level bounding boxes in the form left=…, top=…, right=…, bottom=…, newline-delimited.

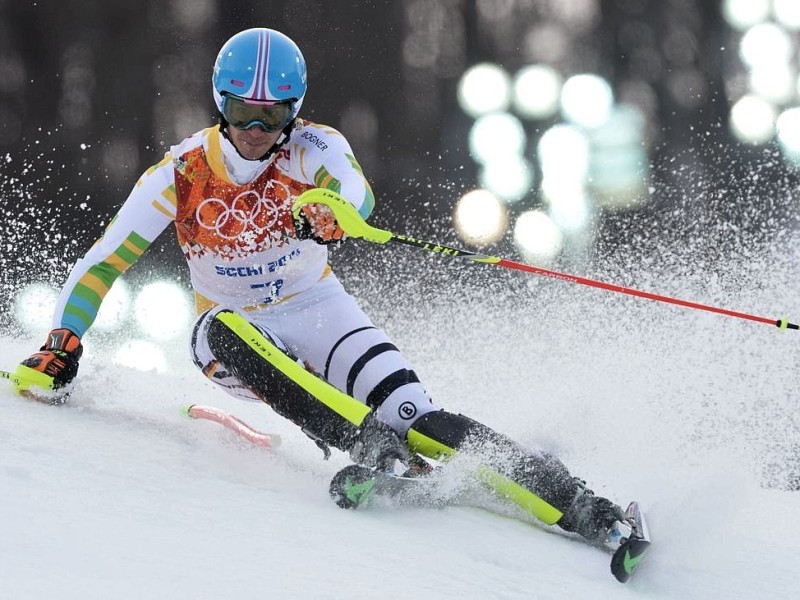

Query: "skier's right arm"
left=16, top=154, right=178, bottom=396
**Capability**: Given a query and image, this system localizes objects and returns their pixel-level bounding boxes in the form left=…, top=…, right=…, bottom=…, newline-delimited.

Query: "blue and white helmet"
left=212, top=28, right=307, bottom=120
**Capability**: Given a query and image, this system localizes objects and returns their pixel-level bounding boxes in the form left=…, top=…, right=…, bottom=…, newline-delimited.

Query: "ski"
left=609, top=501, right=651, bottom=583
left=331, top=463, right=652, bottom=583
left=329, top=464, right=448, bottom=509
left=182, top=404, right=281, bottom=448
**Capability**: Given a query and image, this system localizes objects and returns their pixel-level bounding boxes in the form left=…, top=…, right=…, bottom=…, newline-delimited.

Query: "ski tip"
left=181, top=404, right=196, bottom=418
left=610, top=501, right=651, bottom=583
left=611, top=537, right=650, bottom=583
left=329, top=464, right=378, bottom=510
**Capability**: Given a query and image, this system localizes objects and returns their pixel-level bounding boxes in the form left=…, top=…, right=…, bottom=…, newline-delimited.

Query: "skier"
left=14, top=28, right=635, bottom=554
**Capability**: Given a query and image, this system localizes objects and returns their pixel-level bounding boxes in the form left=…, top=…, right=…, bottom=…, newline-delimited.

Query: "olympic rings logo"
left=195, top=180, right=293, bottom=240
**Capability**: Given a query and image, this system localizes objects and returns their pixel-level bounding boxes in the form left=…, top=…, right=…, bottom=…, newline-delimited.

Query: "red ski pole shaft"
left=388, top=235, right=798, bottom=331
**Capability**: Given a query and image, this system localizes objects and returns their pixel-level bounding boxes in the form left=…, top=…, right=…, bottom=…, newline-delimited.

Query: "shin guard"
left=407, top=411, right=579, bottom=525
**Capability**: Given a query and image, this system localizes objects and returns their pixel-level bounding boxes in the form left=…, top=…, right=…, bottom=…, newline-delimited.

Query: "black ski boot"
left=348, top=414, right=408, bottom=471
left=558, top=479, right=627, bottom=547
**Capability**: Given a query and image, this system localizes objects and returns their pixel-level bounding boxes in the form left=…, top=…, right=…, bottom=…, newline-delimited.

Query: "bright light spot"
left=538, top=124, right=590, bottom=181
left=453, top=189, right=509, bottom=245
left=722, top=0, right=770, bottom=31
left=773, top=0, right=800, bottom=30
left=776, top=107, right=800, bottom=159
left=513, top=65, right=562, bottom=120
left=560, top=74, right=613, bottom=128
left=134, top=281, right=191, bottom=340
left=14, top=283, right=59, bottom=336
left=94, top=279, right=131, bottom=331
left=457, top=63, right=512, bottom=118
left=513, top=210, right=563, bottom=263
left=469, top=112, right=526, bottom=164
left=749, top=62, right=796, bottom=104
left=541, top=179, right=591, bottom=231
left=113, top=339, right=168, bottom=373
left=739, top=23, right=793, bottom=69
left=478, top=155, right=534, bottom=202
left=586, top=105, right=649, bottom=209
left=729, top=95, right=776, bottom=144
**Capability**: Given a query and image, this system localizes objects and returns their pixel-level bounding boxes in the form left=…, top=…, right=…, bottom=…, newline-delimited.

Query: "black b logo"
left=398, top=401, right=417, bottom=420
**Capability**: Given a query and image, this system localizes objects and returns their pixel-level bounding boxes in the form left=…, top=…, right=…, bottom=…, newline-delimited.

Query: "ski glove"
left=294, top=203, right=346, bottom=244
left=20, top=328, right=83, bottom=389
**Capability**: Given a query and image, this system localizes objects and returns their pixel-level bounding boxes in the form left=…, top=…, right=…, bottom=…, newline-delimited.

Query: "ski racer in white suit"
left=15, top=27, right=632, bottom=550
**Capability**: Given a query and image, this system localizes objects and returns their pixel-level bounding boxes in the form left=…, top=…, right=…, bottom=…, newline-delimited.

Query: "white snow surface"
left=2, top=250, right=800, bottom=600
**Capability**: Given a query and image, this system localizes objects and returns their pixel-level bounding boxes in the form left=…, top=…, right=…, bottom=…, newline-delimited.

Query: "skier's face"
left=227, top=124, right=282, bottom=160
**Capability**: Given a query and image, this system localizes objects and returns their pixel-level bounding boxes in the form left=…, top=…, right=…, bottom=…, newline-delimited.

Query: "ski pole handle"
left=292, top=188, right=392, bottom=243
left=1, top=366, right=55, bottom=394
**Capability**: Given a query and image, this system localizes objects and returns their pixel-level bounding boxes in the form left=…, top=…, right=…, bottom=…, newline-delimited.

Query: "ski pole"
left=293, top=189, right=798, bottom=332
left=182, top=404, right=280, bottom=448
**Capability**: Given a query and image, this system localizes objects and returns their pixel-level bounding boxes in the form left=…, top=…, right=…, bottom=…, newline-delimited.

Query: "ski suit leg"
left=189, top=277, right=614, bottom=537
left=191, top=305, right=371, bottom=451
left=188, top=274, right=438, bottom=457
left=260, top=275, right=439, bottom=438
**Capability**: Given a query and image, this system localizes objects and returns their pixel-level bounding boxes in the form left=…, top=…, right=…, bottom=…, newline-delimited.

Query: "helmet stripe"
left=251, top=30, right=264, bottom=99
left=255, top=29, right=270, bottom=100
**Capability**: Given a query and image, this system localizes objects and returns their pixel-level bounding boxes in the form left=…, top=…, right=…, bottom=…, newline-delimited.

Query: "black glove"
left=20, top=328, right=83, bottom=390
left=349, top=414, right=409, bottom=471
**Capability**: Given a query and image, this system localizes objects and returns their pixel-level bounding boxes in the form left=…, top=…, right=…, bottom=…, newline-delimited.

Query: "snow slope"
left=2, top=238, right=799, bottom=600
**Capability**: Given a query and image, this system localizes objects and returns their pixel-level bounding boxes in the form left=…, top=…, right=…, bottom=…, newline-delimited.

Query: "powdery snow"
left=1, top=261, right=799, bottom=600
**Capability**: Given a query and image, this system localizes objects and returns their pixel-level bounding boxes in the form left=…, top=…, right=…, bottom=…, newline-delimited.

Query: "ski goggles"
left=221, top=94, right=295, bottom=132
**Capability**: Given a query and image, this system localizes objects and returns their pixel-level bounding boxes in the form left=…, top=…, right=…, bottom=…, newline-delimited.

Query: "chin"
left=241, top=144, right=267, bottom=157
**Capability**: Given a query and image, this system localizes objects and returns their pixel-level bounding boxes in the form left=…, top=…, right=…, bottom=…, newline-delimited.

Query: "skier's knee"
left=203, top=309, right=372, bottom=452
left=368, top=375, right=438, bottom=438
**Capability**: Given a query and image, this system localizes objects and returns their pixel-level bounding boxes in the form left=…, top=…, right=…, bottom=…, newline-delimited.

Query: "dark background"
left=1, top=0, right=798, bottom=320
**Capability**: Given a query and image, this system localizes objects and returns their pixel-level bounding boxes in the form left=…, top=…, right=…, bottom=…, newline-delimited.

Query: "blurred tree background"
left=1, top=0, right=799, bottom=331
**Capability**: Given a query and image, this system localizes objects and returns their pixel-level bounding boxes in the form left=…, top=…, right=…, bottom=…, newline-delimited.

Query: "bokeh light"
left=538, top=124, right=590, bottom=182
left=729, top=94, right=776, bottom=144
left=133, top=281, right=192, bottom=340
left=14, top=283, right=59, bottom=336
left=478, top=155, right=534, bottom=203
left=113, top=339, right=168, bottom=372
left=457, top=63, right=512, bottom=118
left=560, top=74, right=614, bottom=129
left=513, top=65, right=562, bottom=120
left=513, top=210, right=563, bottom=263
left=93, top=279, right=131, bottom=332
left=774, top=0, right=800, bottom=29
left=739, top=23, right=793, bottom=69
left=468, top=112, right=527, bottom=164
left=453, top=189, right=508, bottom=246
left=721, top=0, right=770, bottom=31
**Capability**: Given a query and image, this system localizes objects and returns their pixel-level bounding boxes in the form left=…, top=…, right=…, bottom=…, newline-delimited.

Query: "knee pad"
left=206, top=309, right=371, bottom=451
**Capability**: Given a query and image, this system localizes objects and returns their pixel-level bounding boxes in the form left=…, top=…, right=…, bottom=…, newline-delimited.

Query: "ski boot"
left=557, top=479, right=626, bottom=547
left=347, top=414, right=408, bottom=472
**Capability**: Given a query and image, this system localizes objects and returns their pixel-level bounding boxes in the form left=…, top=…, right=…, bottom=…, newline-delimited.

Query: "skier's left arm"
left=292, top=125, right=375, bottom=243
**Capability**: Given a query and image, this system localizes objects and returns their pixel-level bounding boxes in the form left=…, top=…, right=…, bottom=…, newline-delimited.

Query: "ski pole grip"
left=292, top=189, right=393, bottom=244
